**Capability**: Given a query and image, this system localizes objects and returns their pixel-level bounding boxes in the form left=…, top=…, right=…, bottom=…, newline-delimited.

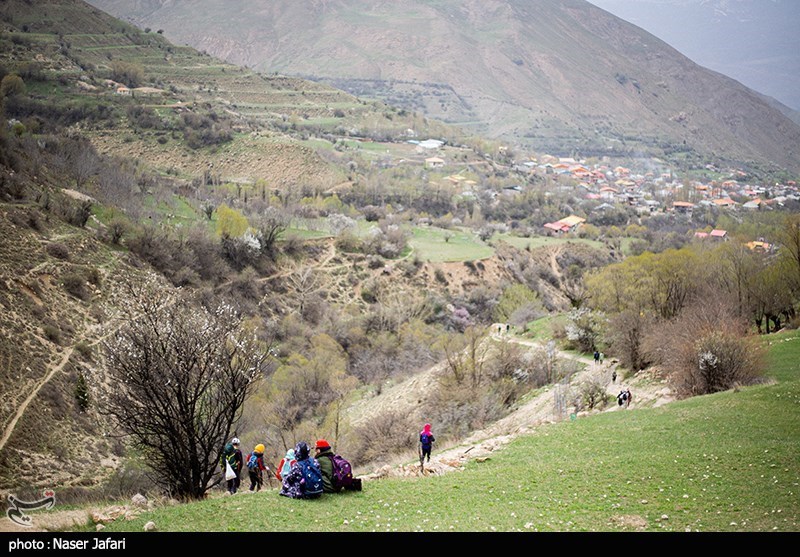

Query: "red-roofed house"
left=710, top=229, right=727, bottom=240
left=713, top=198, right=737, bottom=208
left=543, top=215, right=586, bottom=235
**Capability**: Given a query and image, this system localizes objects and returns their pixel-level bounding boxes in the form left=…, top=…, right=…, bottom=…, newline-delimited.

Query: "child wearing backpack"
left=314, top=439, right=339, bottom=493
left=419, top=423, right=435, bottom=463
left=246, top=443, right=268, bottom=492
left=278, top=441, right=323, bottom=500
left=275, top=448, right=296, bottom=482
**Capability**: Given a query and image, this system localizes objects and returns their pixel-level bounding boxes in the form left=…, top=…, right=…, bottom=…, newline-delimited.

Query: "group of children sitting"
left=222, top=438, right=360, bottom=499
left=223, top=424, right=436, bottom=498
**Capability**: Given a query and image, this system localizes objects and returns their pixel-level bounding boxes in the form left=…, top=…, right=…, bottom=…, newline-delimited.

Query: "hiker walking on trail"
left=220, top=438, right=243, bottom=494
left=612, top=370, right=617, bottom=384
left=279, top=441, right=323, bottom=500
left=419, top=423, right=435, bottom=463
left=594, top=350, right=600, bottom=366
left=617, top=389, right=632, bottom=409
left=231, top=437, right=243, bottom=492
left=246, top=443, right=268, bottom=492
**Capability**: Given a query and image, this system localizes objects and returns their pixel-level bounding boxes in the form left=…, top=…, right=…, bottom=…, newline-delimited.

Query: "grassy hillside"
left=66, top=328, right=799, bottom=533
left=0, top=0, right=459, bottom=190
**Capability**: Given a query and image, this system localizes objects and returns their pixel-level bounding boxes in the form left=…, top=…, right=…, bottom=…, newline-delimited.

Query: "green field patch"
left=493, top=233, right=606, bottom=251
left=409, top=226, right=494, bottom=262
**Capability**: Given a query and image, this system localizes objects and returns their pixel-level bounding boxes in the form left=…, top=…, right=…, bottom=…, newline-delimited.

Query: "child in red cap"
left=314, top=439, right=337, bottom=493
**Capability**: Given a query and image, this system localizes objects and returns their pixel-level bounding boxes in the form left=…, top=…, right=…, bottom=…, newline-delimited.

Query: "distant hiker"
left=498, top=325, right=502, bottom=334
left=599, top=352, right=604, bottom=364
left=279, top=441, right=323, bottom=500
left=231, top=437, right=243, bottom=492
left=625, top=388, right=632, bottom=409
left=612, top=370, right=617, bottom=384
left=419, top=423, right=435, bottom=464
left=220, top=441, right=240, bottom=494
left=246, top=443, right=268, bottom=492
left=506, top=323, right=510, bottom=333
left=618, top=389, right=632, bottom=408
left=594, top=350, right=600, bottom=366
left=275, top=448, right=296, bottom=483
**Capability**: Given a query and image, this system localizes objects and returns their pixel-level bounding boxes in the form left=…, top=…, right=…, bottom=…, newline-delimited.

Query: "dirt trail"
left=0, top=347, right=74, bottom=452
left=359, top=330, right=674, bottom=480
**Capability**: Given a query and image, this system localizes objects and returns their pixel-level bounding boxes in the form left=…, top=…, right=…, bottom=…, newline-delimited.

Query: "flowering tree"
left=103, top=288, right=269, bottom=500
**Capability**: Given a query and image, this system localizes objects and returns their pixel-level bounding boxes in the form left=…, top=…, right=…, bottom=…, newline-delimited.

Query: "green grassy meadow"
left=409, top=226, right=494, bottom=262
left=80, top=329, right=799, bottom=533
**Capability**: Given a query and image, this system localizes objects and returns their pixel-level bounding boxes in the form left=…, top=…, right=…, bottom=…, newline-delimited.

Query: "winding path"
left=0, top=347, right=74, bottom=452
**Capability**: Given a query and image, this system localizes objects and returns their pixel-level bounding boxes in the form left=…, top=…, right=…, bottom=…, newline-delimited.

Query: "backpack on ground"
left=330, top=454, right=354, bottom=490
left=246, top=453, right=259, bottom=471
left=296, top=459, right=323, bottom=498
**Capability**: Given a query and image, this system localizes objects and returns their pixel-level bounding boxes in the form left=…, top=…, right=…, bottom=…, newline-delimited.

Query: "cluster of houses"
left=533, top=157, right=799, bottom=213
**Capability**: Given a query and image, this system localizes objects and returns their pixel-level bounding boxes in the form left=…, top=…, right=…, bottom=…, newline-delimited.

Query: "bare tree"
left=440, top=326, right=490, bottom=388
left=777, top=214, right=800, bottom=295
left=102, top=287, right=268, bottom=500
left=256, top=207, right=289, bottom=258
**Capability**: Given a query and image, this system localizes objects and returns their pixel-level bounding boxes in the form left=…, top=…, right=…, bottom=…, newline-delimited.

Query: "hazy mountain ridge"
left=587, top=0, right=800, bottom=112
left=89, top=0, right=800, bottom=174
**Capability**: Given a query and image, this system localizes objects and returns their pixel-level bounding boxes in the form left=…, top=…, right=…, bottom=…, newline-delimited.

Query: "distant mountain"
left=586, top=0, right=800, bottom=114
left=88, top=0, right=800, bottom=174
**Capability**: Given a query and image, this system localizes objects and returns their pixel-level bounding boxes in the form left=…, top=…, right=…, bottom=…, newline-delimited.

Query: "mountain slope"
left=587, top=0, right=800, bottom=113
left=90, top=0, right=800, bottom=174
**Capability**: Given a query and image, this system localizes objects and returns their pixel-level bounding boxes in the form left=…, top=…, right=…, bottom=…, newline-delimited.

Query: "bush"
left=46, top=242, right=70, bottom=260
left=576, top=378, right=610, bottom=412
left=644, top=301, right=767, bottom=398
left=62, top=271, right=89, bottom=300
left=74, top=372, right=90, bottom=412
left=43, top=324, right=61, bottom=344
left=351, top=411, right=416, bottom=466
left=75, top=341, right=93, bottom=361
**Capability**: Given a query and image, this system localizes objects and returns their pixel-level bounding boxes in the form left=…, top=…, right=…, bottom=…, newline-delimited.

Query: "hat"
left=315, top=439, right=331, bottom=450
left=255, top=443, right=265, bottom=454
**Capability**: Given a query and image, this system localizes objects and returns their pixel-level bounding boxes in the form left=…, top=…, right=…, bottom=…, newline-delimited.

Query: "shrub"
left=75, top=341, right=93, bottom=361
left=367, top=255, right=384, bottom=269
left=351, top=410, right=415, bottom=466
left=46, top=242, right=70, bottom=260
left=62, top=271, right=89, bottom=300
left=74, top=372, right=90, bottom=412
left=644, top=300, right=767, bottom=398
left=576, top=378, right=610, bottom=411
left=43, top=324, right=61, bottom=344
